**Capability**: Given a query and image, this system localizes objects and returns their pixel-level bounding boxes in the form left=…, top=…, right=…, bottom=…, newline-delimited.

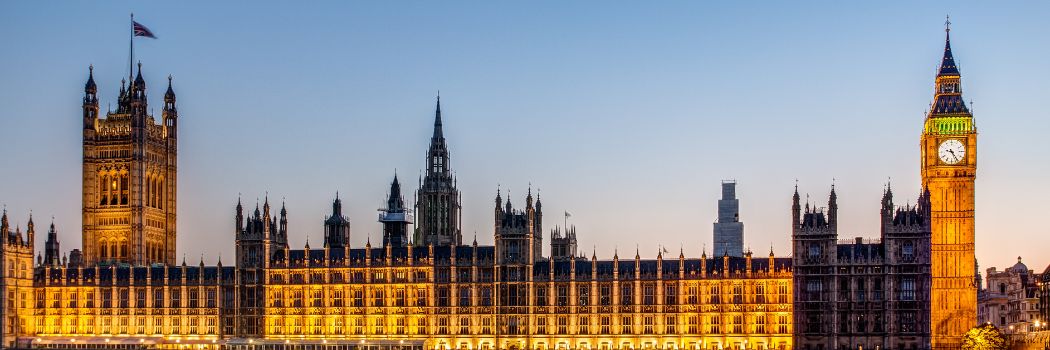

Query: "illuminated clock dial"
left=938, top=139, right=965, bottom=164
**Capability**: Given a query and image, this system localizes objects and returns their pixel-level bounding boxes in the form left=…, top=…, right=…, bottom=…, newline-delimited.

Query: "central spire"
left=938, top=17, right=960, bottom=77
left=433, top=93, right=443, bottom=139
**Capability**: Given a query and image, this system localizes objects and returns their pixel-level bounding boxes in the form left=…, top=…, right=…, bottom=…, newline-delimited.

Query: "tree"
left=962, top=323, right=1007, bottom=350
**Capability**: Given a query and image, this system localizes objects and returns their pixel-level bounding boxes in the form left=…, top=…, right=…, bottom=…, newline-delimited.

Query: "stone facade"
left=978, top=258, right=1043, bottom=334
left=414, top=97, right=463, bottom=247
left=791, top=186, right=933, bottom=350
left=82, top=64, right=178, bottom=267
left=922, top=25, right=979, bottom=347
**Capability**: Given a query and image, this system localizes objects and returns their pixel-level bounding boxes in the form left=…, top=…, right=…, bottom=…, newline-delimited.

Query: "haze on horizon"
left=1, top=2, right=1048, bottom=277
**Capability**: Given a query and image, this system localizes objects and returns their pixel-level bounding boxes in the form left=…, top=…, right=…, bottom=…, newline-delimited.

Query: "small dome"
left=1009, top=256, right=1029, bottom=274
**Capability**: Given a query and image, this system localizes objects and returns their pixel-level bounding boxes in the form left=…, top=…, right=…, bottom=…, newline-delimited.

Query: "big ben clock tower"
left=921, top=21, right=977, bottom=347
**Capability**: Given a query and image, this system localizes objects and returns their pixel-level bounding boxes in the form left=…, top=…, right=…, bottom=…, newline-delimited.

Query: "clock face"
left=938, top=139, right=966, bottom=164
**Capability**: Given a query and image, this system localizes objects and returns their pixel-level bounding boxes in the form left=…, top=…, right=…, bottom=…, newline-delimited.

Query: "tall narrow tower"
left=921, top=22, right=978, bottom=346
left=713, top=180, right=744, bottom=257
left=82, top=63, right=178, bottom=266
left=380, top=174, right=412, bottom=247
left=414, top=96, right=462, bottom=246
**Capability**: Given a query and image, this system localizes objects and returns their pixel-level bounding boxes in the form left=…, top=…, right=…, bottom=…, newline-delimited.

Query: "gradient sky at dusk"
left=1, top=2, right=1048, bottom=276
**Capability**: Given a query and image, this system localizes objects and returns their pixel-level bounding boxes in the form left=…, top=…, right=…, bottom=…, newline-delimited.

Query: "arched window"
left=100, top=175, right=108, bottom=205
left=158, top=176, right=164, bottom=209
left=120, top=174, right=129, bottom=205
left=1000, top=283, right=1007, bottom=295
left=100, top=239, right=110, bottom=259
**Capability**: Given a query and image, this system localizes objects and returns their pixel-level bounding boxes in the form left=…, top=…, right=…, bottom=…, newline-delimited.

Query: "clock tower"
left=921, top=22, right=977, bottom=347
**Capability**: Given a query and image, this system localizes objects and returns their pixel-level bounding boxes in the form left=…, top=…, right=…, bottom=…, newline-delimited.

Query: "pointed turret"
left=45, top=220, right=61, bottom=266
left=415, top=94, right=462, bottom=246
left=26, top=213, right=35, bottom=247
left=929, top=19, right=971, bottom=116
left=85, top=64, right=97, bottom=92
left=938, top=23, right=960, bottom=77
left=0, top=208, right=8, bottom=238
left=235, top=197, right=244, bottom=233
left=324, top=193, right=351, bottom=248
left=279, top=200, right=288, bottom=243
left=433, top=94, right=444, bottom=139
left=387, top=174, right=405, bottom=211
left=828, top=183, right=838, bottom=228
left=133, top=62, right=146, bottom=93
left=380, top=174, right=411, bottom=247
left=791, top=183, right=801, bottom=235
left=164, top=75, right=176, bottom=103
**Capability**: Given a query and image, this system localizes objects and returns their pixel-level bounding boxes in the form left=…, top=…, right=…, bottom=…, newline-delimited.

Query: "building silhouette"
left=713, top=181, right=744, bottom=258
left=0, top=23, right=983, bottom=350
left=81, top=63, right=178, bottom=267
left=791, top=185, right=933, bottom=350
left=921, top=22, right=979, bottom=347
left=414, top=97, right=462, bottom=247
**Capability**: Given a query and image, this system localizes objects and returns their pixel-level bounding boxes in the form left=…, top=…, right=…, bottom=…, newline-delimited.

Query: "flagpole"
left=129, top=13, right=134, bottom=82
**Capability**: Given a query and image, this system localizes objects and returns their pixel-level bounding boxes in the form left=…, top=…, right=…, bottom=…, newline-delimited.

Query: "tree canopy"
left=962, top=323, right=1007, bottom=350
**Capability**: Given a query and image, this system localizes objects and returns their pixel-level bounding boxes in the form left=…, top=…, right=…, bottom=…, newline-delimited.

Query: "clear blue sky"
left=1, top=2, right=1047, bottom=274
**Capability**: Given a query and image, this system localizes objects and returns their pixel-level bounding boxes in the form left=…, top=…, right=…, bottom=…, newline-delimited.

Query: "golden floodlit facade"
left=921, top=24, right=978, bottom=348
left=0, top=23, right=984, bottom=350
left=1, top=76, right=796, bottom=350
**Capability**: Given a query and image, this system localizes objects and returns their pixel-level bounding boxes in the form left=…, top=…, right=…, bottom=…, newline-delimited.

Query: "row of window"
left=263, top=315, right=792, bottom=336
left=35, top=315, right=217, bottom=336
left=803, top=277, right=917, bottom=302
left=36, top=287, right=219, bottom=309
left=263, top=282, right=790, bottom=309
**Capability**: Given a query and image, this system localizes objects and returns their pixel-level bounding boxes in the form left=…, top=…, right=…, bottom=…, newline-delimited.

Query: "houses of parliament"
left=0, top=26, right=977, bottom=350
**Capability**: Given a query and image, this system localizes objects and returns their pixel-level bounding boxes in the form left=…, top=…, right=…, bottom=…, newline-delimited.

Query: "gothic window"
left=756, top=284, right=765, bottom=304
left=643, top=283, right=657, bottom=305
left=120, top=173, right=129, bottom=205
left=805, top=279, right=823, bottom=301
left=687, top=285, right=699, bottom=304
left=600, top=284, right=611, bottom=306
left=642, top=315, right=654, bottom=334
left=535, top=286, right=547, bottom=306
left=659, top=281, right=676, bottom=304
left=119, top=288, right=130, bottom=308
left=100, top=240, right=110, bottom=259
left=901, top=278, right=916, bottom=301
left=395, top=288, right=407, bottom=307
left=902, top=241, right=915, bottom=261
left=100, top=175, right=109, bottom=205
left=480, top=287, right=492, bottom=307
left=620, top=284, right=633, bottom=306
left=855, top=278, right=866, bottom=302
left=873, top=278, right=884, bottom=301
left=557, top=285, right=569, bottom=306
left=807, top=244, right=821, bottom=260
left=578, top=285, right=590, bottom=306
left=459, top=287, right=471, bottom=307
left=136, top=289, right=146, bottom=308
left=839, top=279, right=849, bottom=301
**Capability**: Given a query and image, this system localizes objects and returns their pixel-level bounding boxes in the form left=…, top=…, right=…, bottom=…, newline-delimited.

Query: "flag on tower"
left=564, top=211, right=571, bottom=218
left=133, top=21, right=156, bottom=38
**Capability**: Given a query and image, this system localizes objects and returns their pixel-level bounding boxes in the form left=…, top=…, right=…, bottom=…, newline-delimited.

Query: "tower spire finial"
left=433, top=93, right=443, bottom=139
left=945, top=14, right=951, bottom=33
